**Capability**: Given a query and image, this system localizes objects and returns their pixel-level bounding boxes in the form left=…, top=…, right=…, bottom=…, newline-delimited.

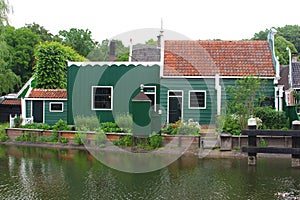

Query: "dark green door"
left=32, top=100, right=43, bottom=123
left=168, top=91, right=183, bottom=123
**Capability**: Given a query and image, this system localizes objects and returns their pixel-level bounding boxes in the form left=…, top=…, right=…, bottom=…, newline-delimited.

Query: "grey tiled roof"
left=131, top=44, right=160, bottom=62
left=292, top=62, right=300, bottom=88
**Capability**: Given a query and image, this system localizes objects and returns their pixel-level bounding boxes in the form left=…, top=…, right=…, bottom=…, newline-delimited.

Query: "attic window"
left=92, top=86, right=113, bottom=110
left=189, top=90, right=206, bottom=109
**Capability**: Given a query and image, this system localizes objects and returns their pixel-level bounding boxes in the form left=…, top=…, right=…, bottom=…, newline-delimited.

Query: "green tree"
left=57, top=28, right=98, bottom=57
left=34, top=41, right=85, bottom=89
left=277, top=25, right=300, bottom=53
left=25, top=23, right=54, bottom=42
left=274, top=36, right=297, bottom=65
left=226, top=76, right=263, bottom=129
left=87, top=39, right=129, bottom=61
left=0, top=41, right=21, bottom=94
left=0, top=26, right=41, bottom=84
left=145, top=38, right=158, bottom=45
left=0, top=0, right=11, bottom=26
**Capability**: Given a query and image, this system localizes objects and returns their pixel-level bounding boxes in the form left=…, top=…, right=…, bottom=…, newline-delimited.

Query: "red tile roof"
left=164, top=40, right=275, bottom=77
left=1, top=99, right=21, bottom=105
left=28, top=89, right=67, bottom=99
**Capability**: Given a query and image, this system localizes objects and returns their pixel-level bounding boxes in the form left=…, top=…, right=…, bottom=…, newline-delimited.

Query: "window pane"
left=50, top=103, right=63, bottom=111
left=93, top=87, right=112, bottom=109
left=190, top=91, right=205, bottom=108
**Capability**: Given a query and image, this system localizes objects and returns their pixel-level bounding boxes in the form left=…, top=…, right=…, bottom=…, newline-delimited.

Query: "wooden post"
left=248, top=118, right=257, bottom=165
left=292, top=121, right=300, bottom=167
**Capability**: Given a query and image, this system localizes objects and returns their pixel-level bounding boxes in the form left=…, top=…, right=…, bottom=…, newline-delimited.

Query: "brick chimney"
left=109, top=40, right=116, bottom=61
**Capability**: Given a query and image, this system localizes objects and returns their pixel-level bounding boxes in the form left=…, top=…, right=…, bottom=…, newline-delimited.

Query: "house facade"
left=67, top=31, right=278, bottom=126
left=22, top=88, right=67, bottom=125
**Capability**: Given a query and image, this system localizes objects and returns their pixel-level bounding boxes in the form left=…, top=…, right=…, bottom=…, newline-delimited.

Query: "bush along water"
left=161, top=119, right=201, bottom=135
left=113, top=134, right=162, bottom=150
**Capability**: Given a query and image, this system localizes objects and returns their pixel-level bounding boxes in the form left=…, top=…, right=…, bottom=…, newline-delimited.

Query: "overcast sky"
left=8, top=0, right=300, bottom=44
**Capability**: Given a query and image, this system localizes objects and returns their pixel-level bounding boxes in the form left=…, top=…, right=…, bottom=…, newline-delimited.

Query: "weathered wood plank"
left=242, top=147, right=300, bottom=154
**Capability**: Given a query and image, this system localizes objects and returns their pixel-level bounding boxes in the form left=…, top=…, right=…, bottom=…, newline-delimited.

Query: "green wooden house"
left=67, top=30, right=279, bottom=127
left=67, top=62, right=161, bottom=125
left=160, top=39, right=277, bottom=125
left=22, top=88, right=68, bottom=125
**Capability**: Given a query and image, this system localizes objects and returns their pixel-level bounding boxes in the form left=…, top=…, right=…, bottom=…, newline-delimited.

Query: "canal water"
left=0, top=145, right=300, bottom=200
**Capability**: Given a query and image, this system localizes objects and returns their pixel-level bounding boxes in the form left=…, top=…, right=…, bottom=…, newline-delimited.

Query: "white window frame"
left=91, top=86, right=113, bottom=111
left=188, top=90, right=206, bottom=109
left=49, top=102, right=64, bottom=112
left=143, top=86, right=156, bottom=111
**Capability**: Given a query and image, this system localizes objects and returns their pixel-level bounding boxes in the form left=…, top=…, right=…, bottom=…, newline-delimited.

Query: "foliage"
left=145, top=38, right=158, bottom=45
left=87, top=39, right=129, bottom=61
left=0, top=123, right=9, bottom=141
left=115, top=113, right=132, bottom=133
left=34, top=41, right=85, bottom=89
left=13, top=116, right=23, bottom=128
left=161, top=120, right=200, bottom=135
left=100, top=122, right=124, bottom=133
left=25, top=23, right=54, bottom=42
left=15, top=132, right=37, bottom=142
left=0, top=41, right=21, bottom=94
left=0, top=0, right=12, bottom=26
left=39, top=132, right=58, bottom=143
left=260, top=138, right=267, bottom=147
left=277, top=25, right=300, bottom=53
left=57, top=28, right=98, bottom=57
left=149, top=134, right=162, bottom=149
left=19, top=122, right=51, bottom=130
left=113, top=134, right=162, bottom=150
left=60, top=136, right=69, bottom=144
left=94, top=132, right=106, bottom=147
left=0, top=26, right=41, bottom=84
left=74, top=115, right=100, bottom=131
left=222, top=114, right=241, bottom=135
left=226, top=76, right=263, bottom=130
left=52, top=119, right=70, bottom=131
left=274, top=36, right=297, bottom=65
left=254, top=107, right=289, bottom=129
left=74, top=133, right=87, bottom=145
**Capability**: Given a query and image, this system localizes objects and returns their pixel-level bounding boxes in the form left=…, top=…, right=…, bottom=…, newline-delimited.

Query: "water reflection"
left=0, top=145, right=300, bottom=199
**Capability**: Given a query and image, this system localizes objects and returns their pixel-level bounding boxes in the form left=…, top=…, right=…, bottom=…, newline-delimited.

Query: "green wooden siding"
left=160, top=78, right=217, bottom=125
left=25, top=100, right=31, bottom=118
left=67, top=64, right=160, bottom=125
left=44, top=101, right=67, bottom=125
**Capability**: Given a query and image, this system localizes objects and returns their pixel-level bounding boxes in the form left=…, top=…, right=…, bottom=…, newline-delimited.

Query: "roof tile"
left=28, top=89, right=67, bottom=99
left=164, top=40, right=275, bottom=77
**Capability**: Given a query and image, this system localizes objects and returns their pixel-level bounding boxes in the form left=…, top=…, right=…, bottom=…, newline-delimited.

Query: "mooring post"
left=248, top=118, right=257, bottom=166
left=292, top=120, right=300, bottom=167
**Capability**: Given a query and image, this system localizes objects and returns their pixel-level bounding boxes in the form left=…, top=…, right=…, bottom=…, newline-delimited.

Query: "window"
left=49, top=102, right=64, bottom=112
left=143, top=86, right=156, bottom=111
left=92, top=86, right=113, bottom=110
left=189, top=90, right=206, bottom=109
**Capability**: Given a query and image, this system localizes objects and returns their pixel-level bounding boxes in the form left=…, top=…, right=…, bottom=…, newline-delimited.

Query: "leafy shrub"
left=0, top=123, right=9, bottom=142
left=15, top=132, right=37, bottom=142
left=74, top=115, right=100, bottom=131
left=222, top=114, right=241, bottom=135
left=20, top=123, right=51, bottom=130
left=100, top=122, right=123, bottom=133
left=115, top=113, right=132, bottom=133
left=60, top=137, right=69, bottom=144
left=161, top=120, right=200, bottom=135
left=52, top=119, right=70, bottom=131
left=113, top=135, right=132, bottom=146
left=39, top=132, right=58, bottom=143
left=254, top=107, right=289, bottom=129
left=14, top=116, right=23, bottom=128
left=74, top=133, right=87, bottom=145
left=149, top=134, right=162, bottom=149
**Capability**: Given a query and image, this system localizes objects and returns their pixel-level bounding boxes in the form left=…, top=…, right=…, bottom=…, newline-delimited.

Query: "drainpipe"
left=278, top=85, right=284, bottom=111
left=287, top=47, right=292, bottom=88
left=215, top=73, right=221, bottom=115
left=267, top=28, right=280, bottom=84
